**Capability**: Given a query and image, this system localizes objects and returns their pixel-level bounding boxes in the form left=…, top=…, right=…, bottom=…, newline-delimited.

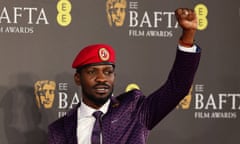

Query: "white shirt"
left=77, top=99, right=110, bottom=144
left=178, top=44, right=197, bottom=53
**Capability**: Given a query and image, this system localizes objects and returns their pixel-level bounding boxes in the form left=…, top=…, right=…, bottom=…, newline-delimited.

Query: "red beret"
left=72, top=44, right=115, bottom=69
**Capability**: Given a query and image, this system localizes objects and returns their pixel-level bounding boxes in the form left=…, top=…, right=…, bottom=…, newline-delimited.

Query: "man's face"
left=178, top=86, right=193, bottom=109
left=107, top=1, right=126, bottom=27
left=179, top=95, right=192, bottom=109
left=40, top=84, right=55, bottom=108
left=35, top=80, right=56, bottom=109
left=75, top=64, right=115, bottom=108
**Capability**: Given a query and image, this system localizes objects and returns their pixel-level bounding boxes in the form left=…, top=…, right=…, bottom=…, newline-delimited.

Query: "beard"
left=81, top=86, right=113, bottom=107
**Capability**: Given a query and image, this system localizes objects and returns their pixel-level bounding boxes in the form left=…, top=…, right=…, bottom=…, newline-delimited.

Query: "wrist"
left=179, top=38, right=194, bottom=47
left=179, top=29, right=196, bottom=47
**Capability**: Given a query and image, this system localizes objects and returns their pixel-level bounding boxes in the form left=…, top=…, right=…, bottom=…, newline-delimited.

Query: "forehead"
left=43, top=84, right=55, bottom=89
left=83, top=64, right=114, bottom=70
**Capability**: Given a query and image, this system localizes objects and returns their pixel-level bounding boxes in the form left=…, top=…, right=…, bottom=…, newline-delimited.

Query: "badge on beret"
left=99, top=48, right=110, bottom=61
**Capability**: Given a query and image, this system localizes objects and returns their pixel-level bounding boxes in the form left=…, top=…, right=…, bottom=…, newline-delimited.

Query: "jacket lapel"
left=64, top=103, right=80, bottom=144
left=101, top=97, right=120, bottom=143
left=64, top=98, right=121, bottom=144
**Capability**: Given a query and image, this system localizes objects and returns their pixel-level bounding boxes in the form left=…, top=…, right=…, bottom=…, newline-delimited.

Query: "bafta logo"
left=106, top=0, right=127, bottom=27
left=34, top=80, right=56, bottom=109
left=177, top=86, right=193, bottom=110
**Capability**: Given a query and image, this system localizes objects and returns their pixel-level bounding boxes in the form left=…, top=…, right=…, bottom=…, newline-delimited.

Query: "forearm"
left=141, top=48, right=201, bottom=130
left=165, top=48, right=201, bottom=96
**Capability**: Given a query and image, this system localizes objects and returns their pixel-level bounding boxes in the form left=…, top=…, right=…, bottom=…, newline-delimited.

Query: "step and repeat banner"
left=0, top=0, right=240, bottom=144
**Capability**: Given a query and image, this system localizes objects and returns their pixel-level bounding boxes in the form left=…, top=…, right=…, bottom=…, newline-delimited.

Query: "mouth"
left=94, top=85, right=110, bottom=94
left=42, top=100, right=51, bottom=105
left=114, top=18, right=121, bottom=23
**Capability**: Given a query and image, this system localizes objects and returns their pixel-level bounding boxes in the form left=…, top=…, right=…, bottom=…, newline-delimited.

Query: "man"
left=48, top=8, right=201, bottom=144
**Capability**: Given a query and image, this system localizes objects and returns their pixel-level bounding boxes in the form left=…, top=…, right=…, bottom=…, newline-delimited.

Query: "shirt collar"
left=78, top=99, right=110, bottom=119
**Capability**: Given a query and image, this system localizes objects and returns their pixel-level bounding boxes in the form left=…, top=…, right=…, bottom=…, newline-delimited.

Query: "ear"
left=74, top=73, right=81, bottom=86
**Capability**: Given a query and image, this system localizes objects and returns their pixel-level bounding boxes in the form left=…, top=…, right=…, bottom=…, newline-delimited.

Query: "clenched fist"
left=175, top=8, right=198, bottom=47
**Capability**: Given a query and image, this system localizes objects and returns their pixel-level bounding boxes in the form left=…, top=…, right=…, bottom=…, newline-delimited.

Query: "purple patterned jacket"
left=48, top=48, right=201, bottom=144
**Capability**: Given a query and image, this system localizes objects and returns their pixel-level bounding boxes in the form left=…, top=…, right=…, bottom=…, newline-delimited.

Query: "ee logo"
left=125, top=83, right=140, bottom=92
left=57, top=0, right=72, bottom=27
left=194, top=3, right=208, bottom=30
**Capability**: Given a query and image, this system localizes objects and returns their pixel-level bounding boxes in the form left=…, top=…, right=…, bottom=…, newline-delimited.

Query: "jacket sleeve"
left=48, top=118, right=67, bottom=144
left=48, top=126, right=56, bottom=144
left=138, top=47, right=201, bottom=130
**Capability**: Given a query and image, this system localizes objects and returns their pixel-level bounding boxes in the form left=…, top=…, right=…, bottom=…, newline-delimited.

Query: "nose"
left=95, top=72, right=107, bottom=83
left=44, top=90, right=49, bottom=97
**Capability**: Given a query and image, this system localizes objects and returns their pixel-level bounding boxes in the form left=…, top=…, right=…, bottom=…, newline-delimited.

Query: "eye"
left=87, top=70, right=96, bottom=75
left=49, top=90, right=54, bottom=94
left=104, top=69, right=114, bottom=75
left=37, top=91, right=44, bottom=96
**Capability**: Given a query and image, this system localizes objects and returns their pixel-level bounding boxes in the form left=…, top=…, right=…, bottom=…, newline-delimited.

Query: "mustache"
left=93, top=83, right=110, bottom=89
